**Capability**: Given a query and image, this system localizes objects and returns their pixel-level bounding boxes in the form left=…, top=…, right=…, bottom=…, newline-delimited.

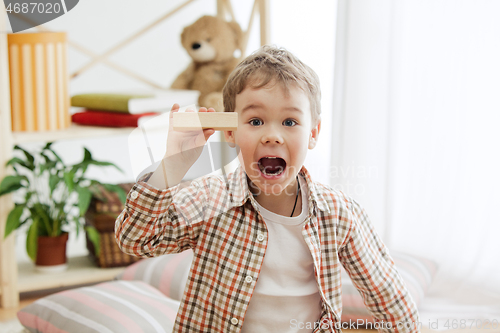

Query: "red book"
left=71, top=110, right=159, bottom=127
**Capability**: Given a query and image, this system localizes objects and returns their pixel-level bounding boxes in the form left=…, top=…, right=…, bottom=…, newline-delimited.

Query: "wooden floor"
left=0, top=296, right=42, bottom=322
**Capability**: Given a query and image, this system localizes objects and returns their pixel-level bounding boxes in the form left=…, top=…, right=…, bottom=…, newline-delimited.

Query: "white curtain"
left=332, top=0, right=500, bottom=320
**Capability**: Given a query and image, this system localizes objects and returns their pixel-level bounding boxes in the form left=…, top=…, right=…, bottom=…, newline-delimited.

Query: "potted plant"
left=0, top=142, right=126, bottom=272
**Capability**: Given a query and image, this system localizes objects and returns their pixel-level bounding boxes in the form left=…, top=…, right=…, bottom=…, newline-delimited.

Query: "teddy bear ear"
left=227, top=21, right=243, bottom=50
left=180, top=26, right=188, bottom=44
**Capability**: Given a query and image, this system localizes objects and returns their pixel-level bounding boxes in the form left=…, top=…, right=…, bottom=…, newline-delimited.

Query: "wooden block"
left=172, top=112, right=238, bottom=131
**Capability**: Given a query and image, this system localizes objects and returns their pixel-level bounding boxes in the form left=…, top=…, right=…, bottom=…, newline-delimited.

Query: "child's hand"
left=148, top=104, right=216, bottom=189
left=165, top=103, right=216, bottom=170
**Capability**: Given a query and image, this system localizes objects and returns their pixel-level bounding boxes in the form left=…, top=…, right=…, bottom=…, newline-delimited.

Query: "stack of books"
left=71, top=90, right=200, bottom=128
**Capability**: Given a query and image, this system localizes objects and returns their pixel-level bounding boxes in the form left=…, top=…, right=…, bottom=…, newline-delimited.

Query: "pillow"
left=114, top=249, right=436, bottom=323
left=115, top=250, right=193, bottom=301
left=341, top=251, right=438, bottom=322
left=17, top=281, right=180, bottom=333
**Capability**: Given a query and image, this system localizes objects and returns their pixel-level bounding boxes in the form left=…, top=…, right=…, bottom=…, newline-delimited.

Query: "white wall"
left=11, top=0, right=337, bottom=262
left=269, top=1, right=336, bottom=186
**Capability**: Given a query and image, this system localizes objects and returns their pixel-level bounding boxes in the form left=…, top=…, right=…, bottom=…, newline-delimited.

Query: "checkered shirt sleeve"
left=338, top=196, right=420, bottom=331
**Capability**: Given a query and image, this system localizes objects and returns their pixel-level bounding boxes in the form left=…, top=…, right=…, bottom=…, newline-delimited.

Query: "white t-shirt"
left=241, top=176, right=323, bottom=332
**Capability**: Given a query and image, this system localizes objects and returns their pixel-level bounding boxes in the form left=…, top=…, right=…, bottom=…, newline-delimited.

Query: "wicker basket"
left=85, top=183, right=141, bottom=268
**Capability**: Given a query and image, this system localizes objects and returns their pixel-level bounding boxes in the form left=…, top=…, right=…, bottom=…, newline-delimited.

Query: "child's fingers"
left=197, top=129, right=215, bottom=145
left=171, top=103, right=180, bottom=112
left=169, top=103, right=180, bottom=120
left=199, top=107, right=215, bottom=113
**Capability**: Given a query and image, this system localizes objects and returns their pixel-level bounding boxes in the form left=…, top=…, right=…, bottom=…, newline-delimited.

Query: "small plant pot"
left=35, top=233, right=69, bottom=273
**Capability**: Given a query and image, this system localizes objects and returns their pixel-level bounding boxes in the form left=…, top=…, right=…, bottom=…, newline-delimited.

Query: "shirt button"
left=257, top=234, right=265, bottom=242
left=231, top=317, right=239, bottom=325
left=130, top=191, right=139, bottom=200
left=245, top=276, right=253, bottom=284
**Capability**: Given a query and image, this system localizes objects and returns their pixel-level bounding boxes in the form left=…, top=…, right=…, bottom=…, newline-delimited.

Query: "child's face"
left=224, top=82, right=321, bottom=196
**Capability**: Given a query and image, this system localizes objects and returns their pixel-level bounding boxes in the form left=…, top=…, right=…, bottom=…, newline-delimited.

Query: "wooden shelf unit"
left=0, top=0, right=270, bottom=309
left=11, top=124, right=135, bottom=145
left=17, top=256, right=125, bottom=293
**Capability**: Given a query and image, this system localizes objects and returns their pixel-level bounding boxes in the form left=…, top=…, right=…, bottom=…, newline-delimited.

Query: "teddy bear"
left=171, top=15, right=242, bottom=112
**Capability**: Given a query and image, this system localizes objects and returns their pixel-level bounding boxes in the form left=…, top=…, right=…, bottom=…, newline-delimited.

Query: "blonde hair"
left=222, top=45, right=321, bottom=123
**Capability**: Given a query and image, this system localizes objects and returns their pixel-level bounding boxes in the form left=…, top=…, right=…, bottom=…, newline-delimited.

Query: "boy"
left=116, top=45, right=420, bottom=332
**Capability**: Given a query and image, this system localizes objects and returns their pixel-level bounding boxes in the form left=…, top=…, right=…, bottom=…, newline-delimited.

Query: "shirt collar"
left=228, top=165, right=330, bottom=214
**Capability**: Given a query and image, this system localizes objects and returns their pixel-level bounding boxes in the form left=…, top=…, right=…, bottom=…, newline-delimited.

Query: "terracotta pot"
left=35, top=233, right=69, bottom=272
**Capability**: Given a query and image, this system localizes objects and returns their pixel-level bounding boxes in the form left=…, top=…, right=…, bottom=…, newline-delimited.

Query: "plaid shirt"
left=115, top=165, right=419, bottom=333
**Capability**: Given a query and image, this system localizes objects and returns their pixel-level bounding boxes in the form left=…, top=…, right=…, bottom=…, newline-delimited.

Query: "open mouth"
left=258, top=157, right=286, bottom=177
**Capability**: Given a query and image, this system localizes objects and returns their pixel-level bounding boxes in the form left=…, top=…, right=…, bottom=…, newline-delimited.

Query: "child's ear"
left=308, top=120, right=321, bottom=149
left=224, top=130, right=236, bottom=148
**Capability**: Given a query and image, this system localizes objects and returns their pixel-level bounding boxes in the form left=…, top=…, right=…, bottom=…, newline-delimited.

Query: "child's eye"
left=249, top=118, right=263, bottom=126
left=283, top=119, right=297, bottom=127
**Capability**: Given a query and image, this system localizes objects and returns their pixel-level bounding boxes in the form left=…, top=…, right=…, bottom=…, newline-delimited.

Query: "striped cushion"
left=17, top=281, right=180, bottom=333
left=341, top=251, right=437, bottom=321
left=116, top=250, right=193, bottom=301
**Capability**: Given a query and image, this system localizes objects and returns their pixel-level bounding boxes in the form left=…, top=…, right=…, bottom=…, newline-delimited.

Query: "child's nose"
left=261, top=131, right=284, bottom=144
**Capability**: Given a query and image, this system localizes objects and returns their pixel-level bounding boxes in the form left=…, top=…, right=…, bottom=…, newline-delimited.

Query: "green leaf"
left=89, top=160, right=123, bottom=172
left=83, top=148, right=92, bottom=162
left=102, top=183, right=127, bottom=204
left=52, top=218, right=62, bottom=237
left=26, top=217, right=39, bottom=261
left=64, top=171, right=75, bottom=192
left=73, top=217, right=82, bottom=237
left=85, top=226, right=101, bottom=257
left=84, top=148, right=123, bottom=173
left=49, top=174, right=61, bottom=195
left=25, top=191, right=33, bottom=204
left=75, top=186, right=92, bottom=216
left=4, top=204, right=25, bottom=238
left=71, top=162, right=88, bottom=178
left=42, top=142, right=54, bottom=151
left=5, top=157, right=29, bottom=170
left=39, top=160, right=57, bottom=175
left=45, top=145, right=63, bottom=164
left=33, top=204, right=53, bottom=236
left=14, top=145, right=35, bottom=171
left=0, top=175, right=27, bottom=196
left=40, top=151, right=53, bottom=165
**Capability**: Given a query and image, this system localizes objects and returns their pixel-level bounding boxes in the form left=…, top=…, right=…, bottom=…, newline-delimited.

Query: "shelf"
left=11, top=124, right=136, bottom=145
left=17, top=256, right=126, bottom=293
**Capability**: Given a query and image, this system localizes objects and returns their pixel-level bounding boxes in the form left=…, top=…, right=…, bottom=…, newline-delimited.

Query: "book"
left=70, top=89, right=200, bottom=114
left=71, top=110, right=159, bottom=127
